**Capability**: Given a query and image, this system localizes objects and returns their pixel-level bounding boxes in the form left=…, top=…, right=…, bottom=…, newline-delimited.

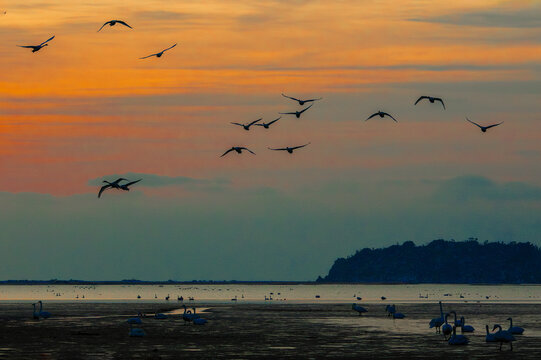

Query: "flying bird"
left=254, top=117, right=281, bottom=129
left=221, top=147, right=255, bottom=157
left=281, top=93, right=322, bottom=106
left=18, top=35, right=55, bottom=53
left=466, top=117, right=503, bottom=133
left=366, top=111, right=397, bottom=122
left=279, top=104, right=313, bottom=118
left=98, top=178, right=141, bottom=198
left=414, top=96, right=445, bottom=109
left=268, top=143, right=310, bottom=154
left=231, top=118, right=261, bottom=131
left=98, top=20, right=132, bottom=32
left=139, top=43, right=177, bottom=59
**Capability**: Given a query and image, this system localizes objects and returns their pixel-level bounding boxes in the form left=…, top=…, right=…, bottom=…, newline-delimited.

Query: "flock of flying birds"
left=15, top=19, right=505, bottom=198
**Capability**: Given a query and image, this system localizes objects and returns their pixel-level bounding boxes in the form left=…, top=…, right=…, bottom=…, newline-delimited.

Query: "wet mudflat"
left=0, top=302, right=539, bottom=359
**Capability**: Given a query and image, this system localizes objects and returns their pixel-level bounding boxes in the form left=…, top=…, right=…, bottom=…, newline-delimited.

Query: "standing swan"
left=429, top=301, right=445, bottom=333
left=32, top=303, right=40, bottom=320
left=485, top=325, right=497, bottom=342
left=507, top=318, right=524, bottom=335
left=492, top=324, right=516, bottom=351
left=352, top=303, right=367, bottom=315
left=441, top=314, right=453, bottom=339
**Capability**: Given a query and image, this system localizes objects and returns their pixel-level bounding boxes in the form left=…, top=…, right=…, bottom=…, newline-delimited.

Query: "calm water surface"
left=1, top=284, right=540, bottom=303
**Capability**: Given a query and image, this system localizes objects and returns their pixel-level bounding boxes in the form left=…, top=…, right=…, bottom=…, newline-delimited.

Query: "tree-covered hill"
left=317, top=239, right=541, bottom=284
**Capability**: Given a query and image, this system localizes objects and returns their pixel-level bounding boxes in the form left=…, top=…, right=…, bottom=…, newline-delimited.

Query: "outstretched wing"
left=116, top=20, right=133, bottom=29
left=414, top=96, right=428, bottom=105
left=139, top=53, right=157, bottom=59
left=124, top=179, right=142, bottom=187
left=268, top=147, right=287, bottom=151
left=278, top=111, right=296, bottom=115
left=466, top=117, right=482, bottom=129
left=247, top=118, right=262, bottom=127
left=98, top=184, right=111, bottom=198
left=40, top=35, right=55, bottom=46
left=231, top=122, right=244, bottom=127
left=113, top=178, right=128, bottom=185
left=221, top=148, right=234, bottom=157
left=240, top=147, right=256, bottom=155
left=304, top=97, right=322, bottom=102
left=299, top=104, right=313, bottom=114
left=267, top=117, right=281, bottom=125
left=292, top=142, right=311, bottom=150
left=365, top=112, right=379, bottom=121
left=17, top=45, right=35, bottom=48
left=435, top=98, right=445, bottom=109
left=382, top=112, right=398, bottom=122
left=485, top=121, right=504, bottom=129
left=97, top=21, right=110, bottom=32
left=282, top=93, right=300, bottom=102
left=162, top=43, right=177, bottom=52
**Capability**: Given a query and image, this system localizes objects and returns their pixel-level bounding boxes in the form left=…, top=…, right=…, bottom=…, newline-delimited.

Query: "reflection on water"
left=0, top=284, right=540, bottom=304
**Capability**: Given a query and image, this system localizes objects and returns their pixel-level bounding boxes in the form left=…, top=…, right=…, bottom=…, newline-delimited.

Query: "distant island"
left=317, top=239, right=541, bottom=284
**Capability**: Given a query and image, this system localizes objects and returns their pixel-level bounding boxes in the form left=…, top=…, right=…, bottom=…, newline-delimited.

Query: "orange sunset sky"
left=0, top=1, right=540, bottom=280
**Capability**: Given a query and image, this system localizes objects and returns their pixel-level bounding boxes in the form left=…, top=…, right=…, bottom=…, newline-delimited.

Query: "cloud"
left=131, top=10, right=195, bottom=21
left=409, top=6, right=541, bottom=28
left=87, top=173, right=229, bottom=188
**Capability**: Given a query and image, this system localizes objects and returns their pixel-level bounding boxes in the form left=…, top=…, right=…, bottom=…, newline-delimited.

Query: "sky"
left=0, top=0, right=540, bottom=280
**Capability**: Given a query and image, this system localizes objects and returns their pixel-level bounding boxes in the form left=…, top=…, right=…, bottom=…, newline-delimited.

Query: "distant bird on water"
left=281, top=93, right=322, bottom=106
left=414, top=96, right=445, bottom=109
left=279, top=104, right=313, bottom=118
left=140, top=43, right=177, bottom=59
left=466, top=117, right=503, bottom=133
left=98, top=178, right=141, bottom=198
left=254, top=117, right=281, bottom=129
left=37, top=301, right=51, bottom=319
left=221, top=146, right=255, bottom=157
left=18, top=35, right=55, bottom=53
left=268, top=143, right=310, bottom=154
left=366, top=111, right=397, bottom=122
left=231, top=118, right=261, bottom=131
left=98, top=20, right=132, bottom=32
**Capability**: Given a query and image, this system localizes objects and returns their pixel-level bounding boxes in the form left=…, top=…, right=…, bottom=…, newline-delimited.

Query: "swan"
left=352, top=303, right=367, bottom=315
left=414, top=96, right=445, bottom=109
left=182, top=305, right=194, bottom=324
left=279, top=104, right=313, bottom=118
left=460, top=316, right=474, bottom=333
left=507, top=317, right=524, bottom=335
left=128, top=323, right=146, bottom=337
left=385, top=304, right=395, bottom=317
left=231, top=118, right=261, bottom=131
left=97, top=178, right=128, bottom=198
left=386, top=304, right=405, bottom=319
left=485, top=325, right=497, bottom=342
left=165, top=294, right=170, bottom=301
left=268, top=143, right=310, bottom=154
left=281, top=93, right=322, bottom=106
left=127, top=313, right=142, bottom=324
left=32, top=303, right=40, bottom=320
left=221, top=146, right=256, bottom=157
left=442, top=314, right=453, bottom=339
left=366, top=111, right=397, bottom=122
left=118, top=179, right=142, bottom=192
left=449, top=311, right=463, bottom=328
left=98, top=20, right=132, bottom=32
left=38, top=301, right=51, bottom=319
left=393, top=312, right=406, bottom=319
left=140, top=43, right=177, bottom=59
left=254, top=117, right=281, bottom=129
left=429, top=301, right=445, bottom=333
left=448, top=326, right=469, bottom=345
left=466, top=117, right=503, bottom=133
left=492, top=324, right=516, bottom=351
left=18, top=35, right=55, bottom=53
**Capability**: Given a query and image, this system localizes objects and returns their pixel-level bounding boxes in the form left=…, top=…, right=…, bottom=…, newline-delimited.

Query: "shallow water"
left=1, top=283, right=540, bottom=303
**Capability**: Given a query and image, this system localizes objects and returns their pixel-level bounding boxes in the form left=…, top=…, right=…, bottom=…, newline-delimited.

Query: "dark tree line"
left=317, top=239, right=541, bottom=284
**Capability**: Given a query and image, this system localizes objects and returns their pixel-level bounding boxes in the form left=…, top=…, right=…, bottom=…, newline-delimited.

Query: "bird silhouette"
left=281, top=93, right=322, bottom=106
left=492, top=324, right=516, bottom=351
left=486, top=325, right=498, bottom=342
left=268, top=143, right=310, bottom=154
left=366, top=111, right=397, bottom=122
left=352, top=303, right=367, bottom=315
left=466, top=117, right=503, bottom=132
left=429, top=301, right=445, bottom=333
left=254, top=117, right=281, bottom=129
left=140, top=44, right=177, bottom=59
left=448, top=326, right=469, bottom=345
left=507, top=318, right=524, bottom=335
left=414, top=96, right=445, bottom=109
left=279, top=104, right=313, bottom=118
left=98, top=20, right=132, bottom=32
left=460, top=316, right=475, bottom=333
left=98, top=178, right=141, bottom=198
left=18, top=35, right=55, bottom=53
left=231, top=118, right=261, bottom=131
left=221, top=147, right=255, bottom=157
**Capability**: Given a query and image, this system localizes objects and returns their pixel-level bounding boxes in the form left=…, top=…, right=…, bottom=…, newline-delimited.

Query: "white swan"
left=38, top=301, right=51, bottom=319
left=485, top=325, right=497, bottom=342
left=429, top=301, right=445, bottom=333
left=492, top=324, right=516, bottom=351
left=507, top=317, right=524, bottom=335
